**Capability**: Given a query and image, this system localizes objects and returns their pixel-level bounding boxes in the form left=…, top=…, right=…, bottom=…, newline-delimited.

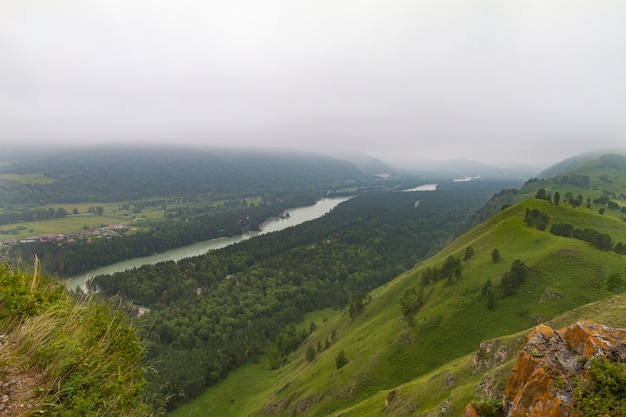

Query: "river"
left=402, top=183, right=438, bottom=191
left=65, top=197, right=351, bottom=292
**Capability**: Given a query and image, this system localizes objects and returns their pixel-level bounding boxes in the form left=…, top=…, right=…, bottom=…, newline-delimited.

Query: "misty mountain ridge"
left=331, top=152, right=392, bottom=175
left=0, top=145, right=366, bottom=204
left=0, top=143, right=548, bottom=207
left=390, top=157, right=543, bottom=179
left=1, top=142, right=546, bottom=179
left=537, top=149, right=626, bottom=179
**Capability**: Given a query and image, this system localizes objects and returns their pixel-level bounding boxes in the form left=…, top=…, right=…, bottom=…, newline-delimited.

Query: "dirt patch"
left=1, top=336, right=44, bottom=416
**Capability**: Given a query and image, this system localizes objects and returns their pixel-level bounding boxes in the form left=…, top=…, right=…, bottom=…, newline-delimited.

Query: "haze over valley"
left=2, top=1, right=626, bottom=416
left=2, top=0, right=625, bottom=166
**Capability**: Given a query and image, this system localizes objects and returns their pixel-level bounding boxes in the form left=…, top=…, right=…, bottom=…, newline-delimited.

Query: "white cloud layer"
left=1, top=0, right=625, bottom=165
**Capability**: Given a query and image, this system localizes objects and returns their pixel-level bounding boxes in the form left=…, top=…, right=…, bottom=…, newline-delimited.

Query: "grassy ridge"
left=174, top=292, right=626, bottom=417
left=0, top=263, right=149, bottom=416
left=336, top=292, right=626, bottom=417
left=519, top=155, right=626, bottom=213
left=173, top=194, right=626, bottom=417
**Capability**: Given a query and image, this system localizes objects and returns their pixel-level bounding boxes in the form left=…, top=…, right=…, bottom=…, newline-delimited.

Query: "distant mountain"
left=392, top=157, right=537, bottom=179
left=537, top=152, right=603, bottom=179
left=595, top=153, right=626, bottom=172
left=0, top=143, right=79, bottom=163
left=500, top=162, right=546, bottom=178
left=0, top=145, right=365, bottom=204
left=334, top=153, right=392, bottom=175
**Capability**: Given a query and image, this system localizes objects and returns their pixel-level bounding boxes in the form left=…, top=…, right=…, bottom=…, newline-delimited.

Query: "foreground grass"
left=0, top=262, right=149, bottom=416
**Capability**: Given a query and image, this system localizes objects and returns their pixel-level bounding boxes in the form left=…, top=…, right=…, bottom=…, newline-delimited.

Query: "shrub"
left=400, top=287, right=424, bottom=321
left=607, top=273, right=623, bottom=293
left=335, top=349, right=349, bottom=369
left=573, top=358, right=626, bottom=417
left=524, top=208, right=549, bottom=231
left=550, top=223, right=574, bottom=238
left=475, top=398, right=503, bottom=417
left=501, top=260, right=528, bottom=296
left=306, top=346, right=316, bottom=362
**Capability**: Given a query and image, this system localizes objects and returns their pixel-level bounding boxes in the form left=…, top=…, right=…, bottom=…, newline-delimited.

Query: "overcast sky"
left=1, top=0, right=625, bottom=166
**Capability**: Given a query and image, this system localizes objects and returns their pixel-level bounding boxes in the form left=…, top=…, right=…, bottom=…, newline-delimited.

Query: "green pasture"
left=0, top=203, right=166, bottom=242
left=336, top=292, right=626, bottom=417
left=0, top=195, right=261, bottom=243
left=0, top=172, right=55, bottom=184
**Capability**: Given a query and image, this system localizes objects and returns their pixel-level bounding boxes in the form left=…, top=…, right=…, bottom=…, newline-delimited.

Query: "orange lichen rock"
left=461, top=402, right=479, bottom=417
left=502, top=325, right=571, bottom=417
left=558, top=320, right=626, bottom=361
left=500, top=320, right=626, bottom=417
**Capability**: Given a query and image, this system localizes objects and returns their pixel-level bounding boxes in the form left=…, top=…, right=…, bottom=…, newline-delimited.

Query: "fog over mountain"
left=1, top=0, right=625, bottom=166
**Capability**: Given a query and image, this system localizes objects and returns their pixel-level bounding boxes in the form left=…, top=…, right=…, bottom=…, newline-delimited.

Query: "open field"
left=0, top=172, right=55, bottom=184
left=0, top=204, right=166, bottom=242
left=0, top=196, right=262, bottom=243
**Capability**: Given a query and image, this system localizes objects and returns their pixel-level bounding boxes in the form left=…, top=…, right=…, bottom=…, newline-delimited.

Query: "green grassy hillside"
left=171, top=155, right=626, bottom=417
left=0, top=263, right=148, bottom=416
left=521, top=153, right=626, bottom=207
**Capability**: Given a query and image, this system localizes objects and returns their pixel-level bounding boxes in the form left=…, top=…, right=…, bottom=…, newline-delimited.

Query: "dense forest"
left=0, top=146, right=365, bottom=204
left=89, top=188, right=499, bottom=410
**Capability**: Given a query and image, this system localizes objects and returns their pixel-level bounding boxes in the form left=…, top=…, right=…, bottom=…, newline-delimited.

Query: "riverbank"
left=65, top=197, right=351, bottom=292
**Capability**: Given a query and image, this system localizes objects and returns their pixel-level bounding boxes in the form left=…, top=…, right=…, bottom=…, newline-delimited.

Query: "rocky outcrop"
left=472, top=320, right=626, bottom=417
left=461, top=402, right=479, bottom=417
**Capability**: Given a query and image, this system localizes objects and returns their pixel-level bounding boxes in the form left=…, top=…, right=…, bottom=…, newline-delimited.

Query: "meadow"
left=0, top=172, right=55, bottom=184
left=0, top=202, right=166, bottom=242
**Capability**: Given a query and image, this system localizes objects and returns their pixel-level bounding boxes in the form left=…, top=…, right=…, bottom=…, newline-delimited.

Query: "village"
left=1, top=223, right=134, bottom=248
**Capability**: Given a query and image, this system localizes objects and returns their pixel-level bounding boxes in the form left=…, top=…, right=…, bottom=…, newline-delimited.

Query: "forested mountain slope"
left=173, top=154, right=626, bottom=417
left=0, top=145, right=366, bottom=204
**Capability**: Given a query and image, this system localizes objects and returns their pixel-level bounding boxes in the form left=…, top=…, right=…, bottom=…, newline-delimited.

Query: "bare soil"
left=0, top=336, right=44, bottom=416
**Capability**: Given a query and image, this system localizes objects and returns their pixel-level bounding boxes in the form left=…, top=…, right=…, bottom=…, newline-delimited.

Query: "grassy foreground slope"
left=333, top=291, right=626, bottom=417
left=0, top=263, right=148, bottom=416
left=173, top=161, right=626, bottom=417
